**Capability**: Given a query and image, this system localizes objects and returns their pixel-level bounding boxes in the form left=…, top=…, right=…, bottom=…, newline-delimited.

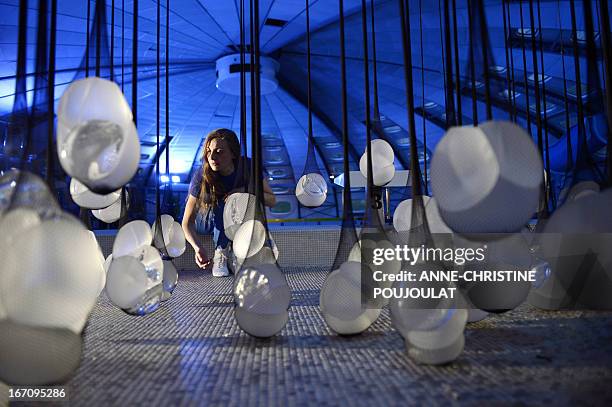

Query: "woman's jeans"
left=195, top=205, right=229, bottom=250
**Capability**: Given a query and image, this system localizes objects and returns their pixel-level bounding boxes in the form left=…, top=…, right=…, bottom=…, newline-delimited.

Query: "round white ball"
left=296, top=173, right=328, bottom=207
left=430, top=121, right=542, bottom=233
left=0, top=215, right=104, bottom=333
left=233, top=219, right=267, bottom=259
left=224, top=193, right=257, bottom=240
left=359, top=152, right=395, bottom=186
left=70, top=178, right=121, bottom=209
left=113, top=220, right=153, bottom=258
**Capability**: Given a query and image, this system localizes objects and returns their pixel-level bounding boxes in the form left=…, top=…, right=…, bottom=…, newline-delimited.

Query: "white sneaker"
left=212, top=247, right=230, bottom=277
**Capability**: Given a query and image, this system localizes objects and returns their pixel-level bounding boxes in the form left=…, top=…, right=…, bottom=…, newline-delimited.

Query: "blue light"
left=171, top=175, right=180, bottom=183
left=160, top=175, right=170, bottom=183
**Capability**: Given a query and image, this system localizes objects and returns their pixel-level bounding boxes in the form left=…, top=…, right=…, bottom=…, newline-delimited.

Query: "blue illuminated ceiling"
left=0, top=0, right=609, bottom=197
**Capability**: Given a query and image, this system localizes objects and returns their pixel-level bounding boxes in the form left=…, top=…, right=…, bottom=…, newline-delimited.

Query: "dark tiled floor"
left=29, top=267, right=612, bottom=406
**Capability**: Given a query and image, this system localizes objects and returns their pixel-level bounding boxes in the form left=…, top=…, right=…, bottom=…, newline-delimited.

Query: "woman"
left=182, top=128, right=276, bottom=277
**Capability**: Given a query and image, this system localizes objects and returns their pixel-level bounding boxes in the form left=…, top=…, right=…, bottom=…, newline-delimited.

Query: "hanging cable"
left=467, top=0, right=478, bottom=125
left=418, top=0, right=428, bottom=194
left=95, top=0, right=101, bottom=77
left=506, top=0, right=518, bottom=121
left=437, top=0, right=449, bottom=118
left=86, top=0, right=90, bottom=77
left=451, top=0, right=461, bottom=125
left=600, top=0, right=612, bottom=184
left=370, top=0, right=380, bottom=120
left=121, top=0, right=124, bottom=90
left=111, top=0, right=114, bottom=81
left=155, top=0, right=161, bottom=221
left=443, top=0, right=456, bottom=126
left=536, top=0, right=554, bottom=208
left=556, top=0, right=573, bottom=171
left=476, top=0, right=492, bottom=120
left=519, top=0, right=532, bottom=136
left=528, top=0, right=544, bottom=154
left=132, top=0, right=138, bottom=125
left=360, top=0, right=381, bottom=228
left=46, top=0, right=57, bottom=191
left=165, top=0, right=170, bottom=181
left=502, top=0, right=514, bottom=121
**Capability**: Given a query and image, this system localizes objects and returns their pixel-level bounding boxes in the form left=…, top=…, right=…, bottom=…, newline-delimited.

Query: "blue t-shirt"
left=188, top=159, right=251, bottom=235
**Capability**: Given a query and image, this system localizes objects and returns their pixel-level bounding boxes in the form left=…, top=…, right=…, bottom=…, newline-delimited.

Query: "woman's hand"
left=194, top=246, right=210, bottom=269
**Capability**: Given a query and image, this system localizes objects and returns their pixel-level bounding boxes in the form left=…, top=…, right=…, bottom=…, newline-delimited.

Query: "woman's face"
left=206, top=138, right=235, bottom=174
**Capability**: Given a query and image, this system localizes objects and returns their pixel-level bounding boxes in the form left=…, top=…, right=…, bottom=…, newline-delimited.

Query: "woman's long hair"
left=197, top=128, right=241, bottom=211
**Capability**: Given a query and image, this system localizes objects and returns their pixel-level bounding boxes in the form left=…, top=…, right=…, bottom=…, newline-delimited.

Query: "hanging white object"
left=105, top=246, right=164, bottom=314
left=296, top=173, right=328, bottom=207
left=233, top=219, right=267, bottom=260
left=430, top=121, right=542, bottom=233
left=320, top=261, right=381, bottom=335
left=233, top=263, right=291, bottom=337
left=359, top=152, right=395, bottom=186
left=393, top=196, right=452, bottom=234
left=224, top=193, right=257, bottom=241
left=161, top=260, right=178, bottom=301
left=0, top=214, right=104, bottom=334
left=368, top=139, right=395, bottom=164
left=57, top=77, right=140, bottom=194
left=152, top=215, right=187, bottom=257
left=113, top=220, right=153, bottom=258
left=92, top=189, right=128, bottom=223
left=69, top=178, right=121, bottom=209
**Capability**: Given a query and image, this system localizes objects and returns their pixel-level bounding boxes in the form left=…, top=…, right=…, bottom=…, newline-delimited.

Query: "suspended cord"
left=46, top=0, right=57, bottom=191
left=132, top=0, right=138, bottom=125
left=165, top=0, right=170, bottom=181
left=467, top=0, right=478, bottom=125
left=419, top=0, right=428, bottom=194
left=536, top=0, right=554, bottom=208
left=155, top=0, right=161, bottom=220
left=443, top=0, right=456, bottom=127
left=502, top=0, right=514, bottom=121
left=599, top=0, right=612, bottom=184
left=86, top=0, right=90, bottom=77
left=519, top=0, right=533, bottom=136
left=451, top=0, right=461, bottom=125
left=370, top=0, right=380, bottom=120
left=437, top=0, right=449, bottom=118
left=506, top=0, right=518, bottom=121
left=111, top=0, right=114, bottom=81
left=476, top=0, right=492, bottom=120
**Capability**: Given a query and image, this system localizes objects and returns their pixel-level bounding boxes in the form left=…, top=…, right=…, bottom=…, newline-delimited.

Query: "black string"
left=557, top=0, right=573, bottom=171
left=95, top=0, right=101, bottom=77
left=301, top=0, right=320, bottom=177
left=600, top=0, right=612, bottom=184
left=86, top=0, right=90, bottom=77
left=502, top=0, right=513, bottom=121
left=166, top=0, right=170, bottom=182
left=132, top=0, right=138, bottom=125
left=360, top=0, right=380, bottom=229
left=418, top=0, right=428, bottom=194
left=467, top=0, right=478, bottom=125
left=437, top=0, right=449, bottom=119
left=155, top=0, right=161, bottom=221
left=518, top=1, right=532, bottom=136
left=254, top=0, right=263, bottom=201
left=47, top=0, right=57, bottom=192
left=536, top=0, right=554, bottom=208
left=399, top=0, right=431, bottom=246
left=476, top=0, right=492, bottom=120
left=121, top=0, right=124, bottom=91
left=370, top=0, right=380, bottom=120
left=451, top=0, right=461, bottom=125
left=331, top=0, right=358, bottom=272
left=443, top=0, right=456, bottom=127
left=507, top=0, right=518, bottom=121
left=111, top=0, right=114, bottom=81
